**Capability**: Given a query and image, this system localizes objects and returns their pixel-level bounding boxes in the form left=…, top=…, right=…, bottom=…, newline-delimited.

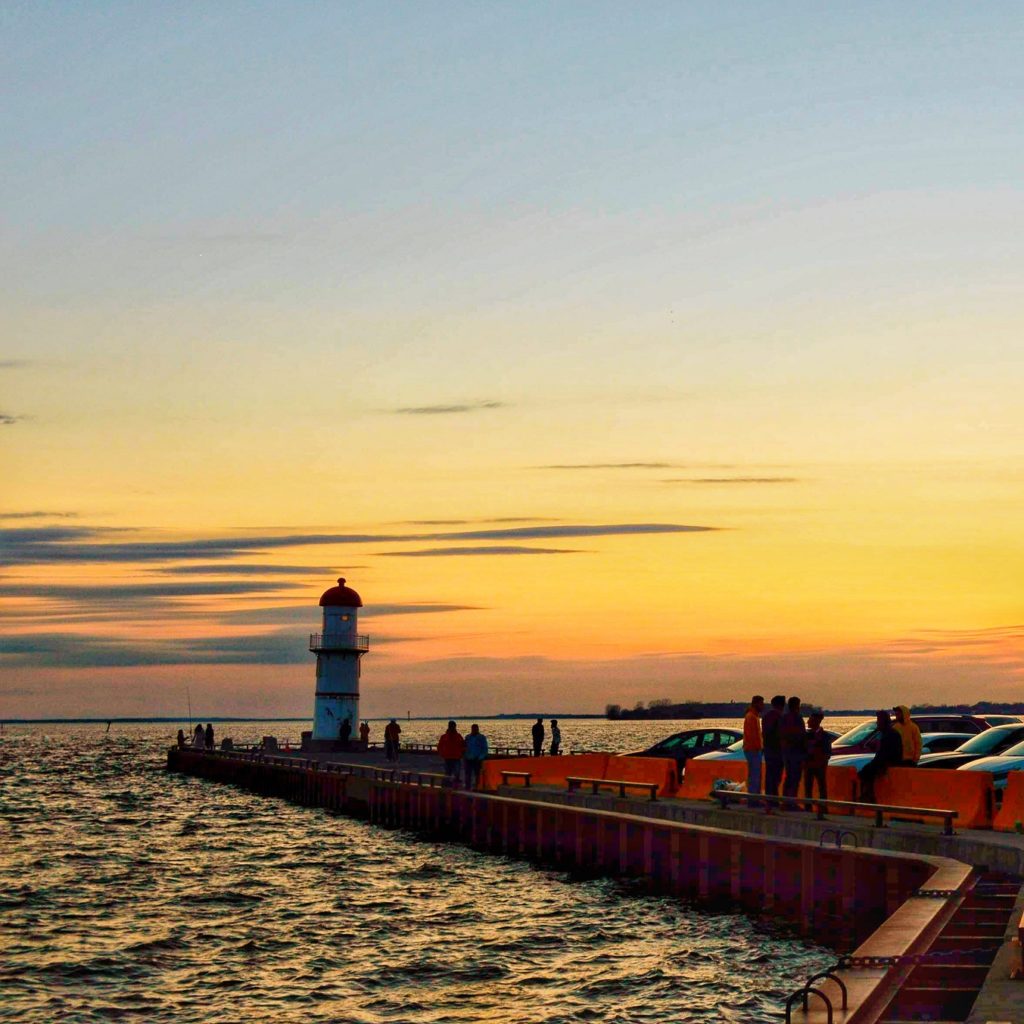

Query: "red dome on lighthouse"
left=319, top=578, right=363, bottom=607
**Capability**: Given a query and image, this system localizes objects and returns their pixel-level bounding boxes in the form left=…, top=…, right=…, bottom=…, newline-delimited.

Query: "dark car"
left=830, top=713, right=990, bottom=756
left=626, top=727, right=742, bottom=773
left=918, top=724, right=1024, bottom=770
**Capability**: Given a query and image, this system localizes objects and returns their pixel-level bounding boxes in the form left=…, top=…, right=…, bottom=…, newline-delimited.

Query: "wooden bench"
left=500, top=770, right=532, bottom=788
left=566, top=776, right=659, bottom=801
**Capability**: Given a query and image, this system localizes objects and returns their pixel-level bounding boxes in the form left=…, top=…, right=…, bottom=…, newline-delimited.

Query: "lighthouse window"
left=340, top=614, right=351, bottom=622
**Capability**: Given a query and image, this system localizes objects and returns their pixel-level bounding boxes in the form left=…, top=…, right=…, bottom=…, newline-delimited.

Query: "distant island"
left=606, top=700, right=1024, bottom=720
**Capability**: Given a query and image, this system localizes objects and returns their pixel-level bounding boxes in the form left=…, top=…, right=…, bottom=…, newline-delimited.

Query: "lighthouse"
left=309, top=578, right=369, bottom=746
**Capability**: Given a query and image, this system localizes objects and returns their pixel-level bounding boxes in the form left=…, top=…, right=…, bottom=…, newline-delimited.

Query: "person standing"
left=192, top=723, right=205, bottom=748
left=464, top=723, right=488, bottom=789
left=743, top=696, right=765, bottom=806
left=780, top=697, right=806, bottom=806
left=549, top=720, right=562, bottom=756
left=531, top=718, right=545, bottom=757
left=761, top=695, right=786, bottom=802
left=858, top=710, right=903, bottom=802
left=438, top=721, right=466, bottom=784
left=804, top=712, right=832, bottom=806
left=892, top=705, right=922, bottom=765
left=339, top=717, right=352, bottom=749
left=384, top=718, right=401, bottom=761
left=177, top=729, right=186, bottom=748
left=358, top=721, right=370, bottom=745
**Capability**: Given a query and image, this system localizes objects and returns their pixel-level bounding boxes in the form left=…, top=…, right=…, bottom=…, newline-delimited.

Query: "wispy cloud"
left=154, top=563, right=337, bottom=576
left=392, top=400, right=504, bottom=415
left=0, top=413, right=25, bottom=426
left=2, top=522, right=715, bottom=567
left=540, top=462, right=674, bottom=470
left=0, top=360, right=31, bottom=369
left=0, top=581, right=301, bottom=602
left=377, top=546, right=583, bottom=557
left=221, top=602, right=481, bottom=625
left=0, top=511, right=81, bottom=520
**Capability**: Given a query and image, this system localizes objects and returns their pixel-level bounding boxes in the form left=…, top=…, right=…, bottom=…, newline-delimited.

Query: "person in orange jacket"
left=892, top=705, right=922, bottom=765
left=743, top=695, right=765, bottom=807
left=438, top=721, right=466, bottom=785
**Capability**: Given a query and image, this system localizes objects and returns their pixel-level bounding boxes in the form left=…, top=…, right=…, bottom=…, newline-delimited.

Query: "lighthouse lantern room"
left=309, top=578, right=369, bottom=745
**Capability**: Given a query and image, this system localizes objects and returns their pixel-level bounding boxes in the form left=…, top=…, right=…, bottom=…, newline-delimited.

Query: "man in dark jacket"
left=761, top=695, right=786, bottom=801
left=780, top=696, right=806, bottom=806
left=858, top=710, right=903, bottom=802
left=531, top=718, right=545, bottom=757
left=804, top=711, right=832, bottom=805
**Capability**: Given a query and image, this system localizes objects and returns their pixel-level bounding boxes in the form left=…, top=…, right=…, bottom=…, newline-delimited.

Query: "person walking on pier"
left=892, top=705, right=922, bottom=765
left=204, top=723, right=214, bottom=749
left=384, top=718, right=401, bottom=761
left=531, top=718, right=545, bottom=757
left=858, top=710, right=903, bottom=802
left=464, top=723, right=488, bottom=789
left=549, top=720, right=561, bottom=756
left=780, top=697, right=806, bottom=807
left=743, top=696, right=764, bottom=806
left=438, top=721, right=466, bottom=785
left=804, top=712, right=831, bottom=806
left=761, top=695, right=785, bottom=802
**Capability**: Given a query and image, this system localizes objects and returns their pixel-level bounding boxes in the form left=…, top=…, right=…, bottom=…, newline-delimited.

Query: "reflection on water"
left=1, top=721, right=838, bottom=1023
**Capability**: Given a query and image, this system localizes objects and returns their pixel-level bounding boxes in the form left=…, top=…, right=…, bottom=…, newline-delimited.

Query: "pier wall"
left=168, top=747, right=936, bottom=951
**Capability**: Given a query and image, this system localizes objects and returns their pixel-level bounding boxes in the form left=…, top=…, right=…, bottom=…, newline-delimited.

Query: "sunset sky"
left=3, top=3, right=1022, bottom=719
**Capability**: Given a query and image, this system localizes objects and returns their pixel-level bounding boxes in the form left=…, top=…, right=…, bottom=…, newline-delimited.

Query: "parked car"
left=692, top=731, right=840, bottom=764
left=978, top=715, right=1024, bottom=726
left=830, top=714, right=989, bottom=757
left=918, top=724, right=1024, bottom=770
left=626, top=727, right=742, bottom=773
left=957, top=740, right=1024, bottom=790
left=827, top=733, right=978, bottom=772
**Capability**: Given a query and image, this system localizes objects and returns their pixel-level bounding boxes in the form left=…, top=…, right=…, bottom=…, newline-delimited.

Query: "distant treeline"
left=606, top=699, right=1024, bottom=721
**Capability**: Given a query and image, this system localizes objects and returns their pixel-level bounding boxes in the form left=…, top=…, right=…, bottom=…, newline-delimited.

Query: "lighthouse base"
left=301, top=735, right=369, bottom=754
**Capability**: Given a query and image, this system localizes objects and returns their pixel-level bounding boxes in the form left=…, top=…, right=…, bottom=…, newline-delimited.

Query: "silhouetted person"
left=438, top=721, right=466, bottom=784
left=464, top=723, right=488, bottom=789
left=358, top=721, right=370, bottom=745
left=204, top=723, right=214, bottom=750
left=761, top=695, right=786, bottom=803
left=531, top=718, right=545, bottom=757
left=384, top=718, right=401, bottom=761
left=549, top=720, right=561, bottom=755
left=892, top=705, right=922, bottom=765
left=743, top=695, right=765, bottom=806
left=339, top=717, right=352, bottom=749
left=780, top=697, right=805, bottom=806
left=177, top=729, right=186, bottom=748
left=192, top=723, right=205, bottom=748
left=858, top=710, right=903, bottom=802
left=804, top=712, right=831, bottom=806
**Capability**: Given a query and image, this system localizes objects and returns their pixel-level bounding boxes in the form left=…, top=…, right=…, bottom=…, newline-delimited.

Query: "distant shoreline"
left=1, top=713, right=607, bottom=725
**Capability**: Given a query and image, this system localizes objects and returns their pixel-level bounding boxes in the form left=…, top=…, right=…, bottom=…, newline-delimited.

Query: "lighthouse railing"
left=309, top=632, right=370, bottom=652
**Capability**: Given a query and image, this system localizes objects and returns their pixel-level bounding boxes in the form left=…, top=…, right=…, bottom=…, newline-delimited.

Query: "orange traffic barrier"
left=825, top=765, right=858, bottom=803
left=677, top=757, right=747, bottom=799
left=873, top=767, right=994, bottom=829
left=993, top=771, right=1024, bottom=832
left=604, top=755, right=678, bottom=797
left=479, top=753, right=609, bottom=792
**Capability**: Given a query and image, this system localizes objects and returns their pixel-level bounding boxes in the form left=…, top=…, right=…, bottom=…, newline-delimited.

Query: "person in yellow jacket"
left=892, top=705, right=922, bottom=765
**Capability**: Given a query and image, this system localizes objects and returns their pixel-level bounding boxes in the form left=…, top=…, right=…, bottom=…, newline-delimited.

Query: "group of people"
left=337, top=718, right=372, bottom=749
left=742, top=696, right=922, bottom=806
left=177, top=723, right=215, bottom=749
left=531, top=717, right=561, bottom=756
left=437, top=721, right=490, bottom=787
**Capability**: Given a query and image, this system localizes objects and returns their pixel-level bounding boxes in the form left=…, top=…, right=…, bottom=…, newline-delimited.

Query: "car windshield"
left=725, top=738, right=744, bottom=751
left=956, top=728, right=1024, bottom=755
left=995, top=739, right=1024, bottom=758
left=834, top=721, right=878, bottom=746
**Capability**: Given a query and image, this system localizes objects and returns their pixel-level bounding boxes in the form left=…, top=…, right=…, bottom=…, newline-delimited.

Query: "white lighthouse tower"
left=309, top=578, right=369, bottom=746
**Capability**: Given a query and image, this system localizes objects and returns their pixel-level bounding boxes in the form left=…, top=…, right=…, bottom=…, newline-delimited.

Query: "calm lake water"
left=1, top=718, right=853, bottom=1023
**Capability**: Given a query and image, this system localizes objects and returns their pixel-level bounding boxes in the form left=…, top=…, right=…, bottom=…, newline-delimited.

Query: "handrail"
left=567, top=775, right=659, bottom=801
left=712, top=789, right=958, bottom=836
left=309, top=632, right=370, bottom=652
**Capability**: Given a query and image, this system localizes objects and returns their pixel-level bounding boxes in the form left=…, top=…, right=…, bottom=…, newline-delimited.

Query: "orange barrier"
left=993, top=771, right=1024, bottom=832
left=873, top=767, right=995, bottom=830
left=604, top=755, right=678, bottom=797
left=826, top=765, right=858, bottom=803
left=479, top=754, right=609, bottom=792
left=677, top=757, right=747, bottom=799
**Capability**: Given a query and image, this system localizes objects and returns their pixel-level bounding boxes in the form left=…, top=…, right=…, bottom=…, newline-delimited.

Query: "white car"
left=957, top=739, right=1024, bottom=790
left=694, top=731, right=841, bottom=763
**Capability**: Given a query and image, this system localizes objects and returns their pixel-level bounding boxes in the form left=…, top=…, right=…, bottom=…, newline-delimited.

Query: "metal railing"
left=712, top=789, right=958, bottom=836
left=309, top=632, right=369, bottom=652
